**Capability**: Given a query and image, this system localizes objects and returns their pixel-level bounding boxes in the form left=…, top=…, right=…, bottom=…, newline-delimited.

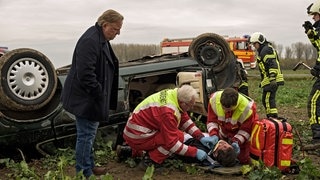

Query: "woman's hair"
left=220, top=88, right=238, bottom=108
left=177, top=85, right=198, bottom=102
left=97, top=9, right=124, bottom=26
left=215, top=147, right=238, bottom=167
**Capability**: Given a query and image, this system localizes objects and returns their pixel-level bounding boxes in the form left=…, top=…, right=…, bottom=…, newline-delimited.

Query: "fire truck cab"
left=225, top=35, right=256, bottom=69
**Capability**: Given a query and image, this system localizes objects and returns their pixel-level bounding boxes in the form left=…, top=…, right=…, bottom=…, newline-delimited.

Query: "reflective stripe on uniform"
left=181, top=119, right=193, bottom=130
left=157, top=140, right=188, bottom=156
left=123, top=120, right=157, bottom=139
left=123, top=128, right=156, bottom=139
left=310, top=90, right=320, bottom=124
left=207, top=122, right=219, bottom=133
left=234, top=130, right=250, bottom=144
left=157, top=146, right=170, bottom=156
left=238, top=101, right=254, bottom=123
left=188, top=126, right=199, bottom=135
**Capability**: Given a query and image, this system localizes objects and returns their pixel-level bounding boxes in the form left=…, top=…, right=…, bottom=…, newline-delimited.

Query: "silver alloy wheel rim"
left=7, top=57, right=49, bottom=100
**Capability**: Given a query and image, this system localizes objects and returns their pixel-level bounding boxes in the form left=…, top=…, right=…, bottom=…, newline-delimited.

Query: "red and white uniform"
left=207, top=91, right=259, bottom=164
left=123, top=88, right=204, bottom=163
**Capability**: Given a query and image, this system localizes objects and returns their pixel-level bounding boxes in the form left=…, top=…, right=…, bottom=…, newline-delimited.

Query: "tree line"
left=273, top=42, right=317, bottom=62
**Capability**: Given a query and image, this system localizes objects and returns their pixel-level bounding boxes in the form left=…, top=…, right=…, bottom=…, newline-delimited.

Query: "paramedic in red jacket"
left=206, top=88, right=259, bottom=164
left=123, top=85, right=216, bottom=165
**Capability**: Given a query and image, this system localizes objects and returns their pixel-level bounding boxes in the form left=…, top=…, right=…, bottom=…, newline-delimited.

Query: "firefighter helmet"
left=249, top=32, right=266, bottom=44
left=307, top=1, right=320, bottom=15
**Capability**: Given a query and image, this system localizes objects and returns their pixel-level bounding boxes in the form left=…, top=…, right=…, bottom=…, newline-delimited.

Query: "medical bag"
left=249, top=117, right=293, bottom=171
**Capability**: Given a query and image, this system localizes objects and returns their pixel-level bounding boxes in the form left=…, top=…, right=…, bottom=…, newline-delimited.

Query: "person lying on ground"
left=177, top=133, right=238, bottom=167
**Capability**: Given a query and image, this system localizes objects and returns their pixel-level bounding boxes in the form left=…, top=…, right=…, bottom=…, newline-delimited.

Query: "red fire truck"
left=160, top=35, right=256, bottom=69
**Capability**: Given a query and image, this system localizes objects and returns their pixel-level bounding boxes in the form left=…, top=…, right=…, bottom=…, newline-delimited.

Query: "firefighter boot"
left=311, top=124, right=320, bottom=144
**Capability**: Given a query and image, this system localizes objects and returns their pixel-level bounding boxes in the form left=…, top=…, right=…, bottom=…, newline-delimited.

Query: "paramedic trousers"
left=125, top=131, right=185, bottom=164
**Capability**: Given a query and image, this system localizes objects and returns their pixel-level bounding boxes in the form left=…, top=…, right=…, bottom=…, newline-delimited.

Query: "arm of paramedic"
left=161, top=112, right=198, bottom=157
left=206, top=101, right=220, bottom=137
left=231, top=115, right=254, bottom=145
left=179, top=112, right=204, bottom=140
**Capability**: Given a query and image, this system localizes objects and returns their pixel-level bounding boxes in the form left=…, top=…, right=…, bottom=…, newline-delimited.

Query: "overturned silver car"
left=0, top=33, right=246, bottom=154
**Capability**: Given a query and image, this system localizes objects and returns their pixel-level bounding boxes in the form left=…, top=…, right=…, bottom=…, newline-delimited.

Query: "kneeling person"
left=122, top=85, right=217, bottom=166
left=206, top=88, right=259, bottom=164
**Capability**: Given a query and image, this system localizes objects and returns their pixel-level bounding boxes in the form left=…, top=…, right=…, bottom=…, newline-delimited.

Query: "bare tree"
left=311, top=45, right=318, bottom=60
left=292, top=42, right=305, bottom=60
left=284, top=46, right=293, bottom=59
left=275, top=44, right=283, bottom=59
left=303, top=43, right=313, bottom=61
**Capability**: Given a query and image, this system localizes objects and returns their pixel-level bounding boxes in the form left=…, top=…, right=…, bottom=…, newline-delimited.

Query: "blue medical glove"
left=200, top=135, right=219, bottom=149
left=196, top=149, right=207, bottom=161
left=231, top=142, right=240, bottom=155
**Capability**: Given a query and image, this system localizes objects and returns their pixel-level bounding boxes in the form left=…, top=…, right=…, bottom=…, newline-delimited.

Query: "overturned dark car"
left=0, top=33, right=246, bottom=156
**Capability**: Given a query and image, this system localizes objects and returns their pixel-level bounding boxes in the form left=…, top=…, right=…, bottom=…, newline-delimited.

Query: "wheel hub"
left=195, top=42, right=223, bottom=67
left=7, top=58, right=49, bottom=100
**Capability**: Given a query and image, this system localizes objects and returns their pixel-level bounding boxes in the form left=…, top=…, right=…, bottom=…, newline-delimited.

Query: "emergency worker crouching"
left=122, top=85, right=217, bottom=168
left=205, top=88, right=259, bottom=164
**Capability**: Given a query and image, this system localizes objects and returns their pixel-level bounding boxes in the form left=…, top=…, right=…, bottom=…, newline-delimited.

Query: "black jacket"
left=61, top=23, right=119, bottom=122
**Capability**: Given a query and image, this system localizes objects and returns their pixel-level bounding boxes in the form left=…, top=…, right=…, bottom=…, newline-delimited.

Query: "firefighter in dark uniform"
left=303, top=1, right=320, bottom=144
left=235, top=56, right=249, bottom=96
left=249, top=32, right=284, bottom=118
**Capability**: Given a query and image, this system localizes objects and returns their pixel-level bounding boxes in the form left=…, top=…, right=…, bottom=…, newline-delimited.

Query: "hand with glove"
left=200, top=135, right=219, bottom=149
left=196, top=149, right=207, bottom=161
left=310, top=68, right=320, bottom=78
left=269, top=79, right=277, bottom=91
left=263, top=79, right=277, bottom=92
left=231, top=142, right=240, bottom=155
left=302, top=21, right=313, bottom=34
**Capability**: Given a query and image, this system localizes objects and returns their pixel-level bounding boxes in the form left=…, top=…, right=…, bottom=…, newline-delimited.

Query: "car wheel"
left=189, top=33, right=233, bottom=73
left=0, top=48, right=57, bottom=111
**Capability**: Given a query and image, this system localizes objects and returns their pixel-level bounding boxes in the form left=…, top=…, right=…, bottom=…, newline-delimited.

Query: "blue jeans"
left=75, top=116, right=99, bottom=177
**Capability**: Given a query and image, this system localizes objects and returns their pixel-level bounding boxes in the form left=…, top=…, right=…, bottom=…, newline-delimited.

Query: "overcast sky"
left=0, top=0, right=314, bottom=68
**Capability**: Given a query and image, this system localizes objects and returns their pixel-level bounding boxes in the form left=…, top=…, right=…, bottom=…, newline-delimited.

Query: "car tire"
left=189, top=33, right=233, bottom=73
left=0, top=48, right=57, bottom=111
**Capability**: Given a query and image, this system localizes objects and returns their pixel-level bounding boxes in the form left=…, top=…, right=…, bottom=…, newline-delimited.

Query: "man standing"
left=61, top=9, right=123, bottom=177
left=205, top=88, right=259, bottom=164
left=123, top=85, right=216, bottom=168
left=249, top=32, right=284, bottom=118
left=303, top=1, right=320, bottom=144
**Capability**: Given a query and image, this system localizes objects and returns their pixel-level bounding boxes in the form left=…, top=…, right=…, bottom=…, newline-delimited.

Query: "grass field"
left=246, top=69, right=315, bottom=154
left=247, top=69, right=312, bottom=119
